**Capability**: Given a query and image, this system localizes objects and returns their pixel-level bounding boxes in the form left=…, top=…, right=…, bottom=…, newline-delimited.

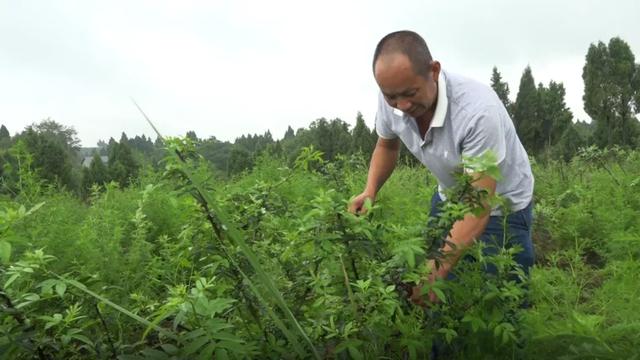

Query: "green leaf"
left=23, top=293, right=40, bottom=302
left=218, top=340, right=247, bottom=354
left=437, top=328, right=458, bottom=344
left=431, top=287, right=447, bottom=304
left=181, top=328, right=206, bottom=341
left=205, top=318, right=233, bottom=333
left=363, top=197, right=373, bottom=212
left=118, top=355, right=144, bottom=360
left=136, top=105, right=319, bottom=359
left=37, top=279, right=57, bottom=295
left=160, top=344, right=178, bottom=355
left=56, top=274, right=178, bottom=341
left=335, top=339, right=363, bottom=354
left=196, top=342, right=217, bottom=360
left=55, top=282, right=67, bottom=298
left=140, top=348, right=170, bottom=360
left=207, top=298, right=235, bottom=316
left=212, top=332, right=242, bottom=343
left=184, top=336, right=210, bottom=355
left=214, top=348, right=230, bottom=360
left=70, top=334, right=93, bottom=346
left=462, top=314, right=485, bottom=332
left=0, top=241, right=11, bottom=264
left=348, top=345, right=364, bottom=360
left=25, top=202, right=45, bottom=216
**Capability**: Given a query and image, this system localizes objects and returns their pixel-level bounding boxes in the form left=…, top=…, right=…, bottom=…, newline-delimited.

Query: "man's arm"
left=348, top=137, right=400, bottom=214
left=431, top=173, right=496, bottom=276
left=411, top=173, right=497, bottom=305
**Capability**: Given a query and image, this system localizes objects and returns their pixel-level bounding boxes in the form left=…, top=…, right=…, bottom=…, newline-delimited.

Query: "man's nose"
left=395, top=99, right=412, bottom=111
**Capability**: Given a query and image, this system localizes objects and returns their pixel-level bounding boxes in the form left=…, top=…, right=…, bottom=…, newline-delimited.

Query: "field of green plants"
left=1, top=140, right=639, bottom=359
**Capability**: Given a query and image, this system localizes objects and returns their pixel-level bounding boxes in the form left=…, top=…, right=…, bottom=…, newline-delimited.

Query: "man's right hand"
left=348, top=192, right=375, bottom=215
left=347, top=137, right=399, bottom=216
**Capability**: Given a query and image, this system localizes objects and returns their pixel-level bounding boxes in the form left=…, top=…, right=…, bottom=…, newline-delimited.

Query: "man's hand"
left=348, top=192, right=375, bottom=215
left=410, top=260, right=451, bottom=307
left=410, top=173, right=496, bottom=307
left=348, top=138, right=399, bottom=215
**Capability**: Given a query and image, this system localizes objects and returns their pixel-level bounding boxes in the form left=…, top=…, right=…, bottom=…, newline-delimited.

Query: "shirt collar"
left=430, top=70, right=448, bottom=128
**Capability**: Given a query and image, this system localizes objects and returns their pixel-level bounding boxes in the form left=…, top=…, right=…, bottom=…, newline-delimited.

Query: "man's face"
left=374, top=54, right=440, bottom=119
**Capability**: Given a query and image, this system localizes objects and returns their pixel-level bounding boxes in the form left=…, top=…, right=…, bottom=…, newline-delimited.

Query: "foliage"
left=2, top=35, right=640, bottom=359
left=583, top=37, right=640, bottom=148
left=0, top=143, right=565, bottom=359
left=490, top=66, right=512, bottom=116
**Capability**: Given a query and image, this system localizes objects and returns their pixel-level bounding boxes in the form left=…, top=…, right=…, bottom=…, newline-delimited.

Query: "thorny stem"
left=598, top=159, right=621, bottom=186
left=94, top=303, right=118, bottom=359
left=0, top=288, right=50, bottom=360
left=0, top=288, right=28, bottom=327
left=135, top=100, right=320, bottom=359
left=336, top=213, right=360, bottom=281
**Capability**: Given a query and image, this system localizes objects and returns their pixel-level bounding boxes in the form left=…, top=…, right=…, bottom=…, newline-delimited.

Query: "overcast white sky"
left=1, top=0, right=639, bottom=147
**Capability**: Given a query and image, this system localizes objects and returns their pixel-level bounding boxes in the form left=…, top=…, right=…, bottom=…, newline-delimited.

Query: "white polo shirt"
left=375, top=69, right=534, bottom=214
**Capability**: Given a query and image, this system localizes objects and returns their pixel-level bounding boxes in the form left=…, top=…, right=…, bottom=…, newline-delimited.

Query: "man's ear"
left=430, top=60, right=441, bottom=79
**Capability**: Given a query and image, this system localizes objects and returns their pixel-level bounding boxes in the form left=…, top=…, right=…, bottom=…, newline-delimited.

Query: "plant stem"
left=94, top=303, right=118, bottom=359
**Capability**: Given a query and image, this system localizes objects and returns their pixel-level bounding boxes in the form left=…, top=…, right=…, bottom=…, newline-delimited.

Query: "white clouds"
left=0, top=1, right=638, bottom=145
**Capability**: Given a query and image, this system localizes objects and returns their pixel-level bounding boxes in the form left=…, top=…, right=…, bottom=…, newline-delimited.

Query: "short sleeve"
left=461, top=105, right=507, bottom=165
left=375, top=92, right=398, bottom=139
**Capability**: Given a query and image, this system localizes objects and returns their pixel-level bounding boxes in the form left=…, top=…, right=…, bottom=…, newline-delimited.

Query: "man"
left=348, top=30, right=535, bottom=305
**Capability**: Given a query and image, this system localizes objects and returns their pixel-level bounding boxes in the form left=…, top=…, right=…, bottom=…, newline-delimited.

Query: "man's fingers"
left=348, top=200, right=362, bottom=214
left=428, top=291, right=438, bottom=304
left=348, top=196, right=365, bottom=215
left=410, top=284, right=442, bottom=308
left=348, top=194, right=375, bottom=215
left=410, top=285, right=426, bottom=307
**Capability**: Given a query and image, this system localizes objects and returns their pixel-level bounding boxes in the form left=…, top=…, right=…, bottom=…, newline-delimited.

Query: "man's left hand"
left=409, top=260, right=450, bottom=307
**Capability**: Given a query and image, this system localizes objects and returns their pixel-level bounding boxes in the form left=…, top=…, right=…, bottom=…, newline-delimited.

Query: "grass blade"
left=54, top=273, right=177, bottom=341
left=132, top=100, right=319, bottom=359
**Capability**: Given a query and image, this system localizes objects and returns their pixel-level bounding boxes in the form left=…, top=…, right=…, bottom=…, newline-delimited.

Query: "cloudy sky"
left=1, top=0, right=638, bottom=147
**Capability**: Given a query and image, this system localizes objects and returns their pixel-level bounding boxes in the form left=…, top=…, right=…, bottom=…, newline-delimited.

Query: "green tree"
left=30, top=118, right=81, bottom=151
left=283, top=126, right=295, bottom=140
left=108, top=140, right=139, bottom=187
left=490, top=66, right=512, bottom=115
left=80, top=167, right=94, bottom=197
left=0, top=124, right=10, bottom=149
left=13, top=119, right=81, bottom=190
left=80, top=153, right=109, bottom=196
left=351, top=112, right=375, bottom=154
left=583, top=37, right=640, bottom=148
left=552, top=124, right=585, bottom=162
left=119, top=132, right=129, bottom=144
left=537, top=81, right=574, bottom=150
left=306, top=118, right=352, bottom=160
left=227, top=146, right=253, bottom=175
left=198, top=136, right=233, bottom=174
left=513, top=66, right=539, bottom=153
left=89, top=152, right=108, bottom=185
left=0, top=124, right=9, bottom=141
left=1, top=140, right=43, bottom=197
left=186, top=131, right=200, bottom=142
left=20, top=128, right=75, bottom=189
left=574, top=120, right=594, bottom=145
left=234, top=131, right=274, bottom=155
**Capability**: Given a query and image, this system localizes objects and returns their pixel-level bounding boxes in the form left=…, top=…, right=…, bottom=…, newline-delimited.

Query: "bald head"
left=373, top=30, right=433, bottom=78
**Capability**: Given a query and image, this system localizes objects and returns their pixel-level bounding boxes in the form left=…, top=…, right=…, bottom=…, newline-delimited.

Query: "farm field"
left=1, top=143, right=638, bottom=359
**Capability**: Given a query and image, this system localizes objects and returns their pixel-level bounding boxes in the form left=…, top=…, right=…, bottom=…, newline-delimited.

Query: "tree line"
left=494, top=37, right=640, bottom=160
left=1, top=36, right=638, bottom=196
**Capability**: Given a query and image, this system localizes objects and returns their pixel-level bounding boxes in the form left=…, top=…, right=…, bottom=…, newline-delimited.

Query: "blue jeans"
left=429, top=192, right=535, bottom=278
